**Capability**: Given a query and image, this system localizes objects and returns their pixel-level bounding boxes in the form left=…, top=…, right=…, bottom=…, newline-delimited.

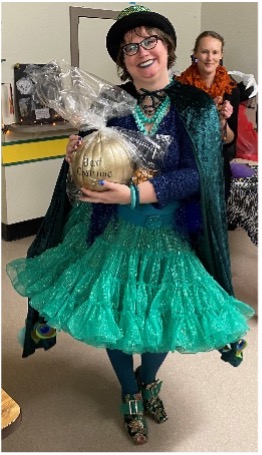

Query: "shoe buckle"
left=151, top=385, right=159, bottom=398
left=150, top=381, right=162, bottom=399
left=129, top=400, right=139, bottom=414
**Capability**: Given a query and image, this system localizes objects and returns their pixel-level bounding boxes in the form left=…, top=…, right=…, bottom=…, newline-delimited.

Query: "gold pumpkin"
left=70, top=130, right=134, bottom=191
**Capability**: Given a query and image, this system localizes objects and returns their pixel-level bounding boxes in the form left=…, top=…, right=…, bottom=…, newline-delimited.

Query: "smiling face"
left=194, top=36, right=223, bottom=81
left=122, top=27, right=170, bottom=89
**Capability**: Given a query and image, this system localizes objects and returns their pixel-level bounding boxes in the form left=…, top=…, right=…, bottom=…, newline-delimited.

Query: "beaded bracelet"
left=130, top=183, right=140, bottom=209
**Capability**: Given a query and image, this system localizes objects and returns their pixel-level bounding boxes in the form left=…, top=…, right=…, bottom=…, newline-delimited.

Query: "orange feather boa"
left=176, top=63, right=237, bottom=99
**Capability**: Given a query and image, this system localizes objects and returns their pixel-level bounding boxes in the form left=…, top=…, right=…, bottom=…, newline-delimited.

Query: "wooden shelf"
left=7, top=122, right=76, bottom=134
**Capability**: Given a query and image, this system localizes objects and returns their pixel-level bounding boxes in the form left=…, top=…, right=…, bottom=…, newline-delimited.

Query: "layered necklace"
left=133, top=81, right=173, bottom=136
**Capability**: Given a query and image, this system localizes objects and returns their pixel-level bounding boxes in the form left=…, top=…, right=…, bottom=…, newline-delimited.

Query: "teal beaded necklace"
left=133, top=80, right=173, bottom=136
left=133, top=96, right=171, bottom=136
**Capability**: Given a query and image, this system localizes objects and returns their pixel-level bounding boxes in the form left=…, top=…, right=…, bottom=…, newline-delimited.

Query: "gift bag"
left=236, top=104, right=258, bottom=161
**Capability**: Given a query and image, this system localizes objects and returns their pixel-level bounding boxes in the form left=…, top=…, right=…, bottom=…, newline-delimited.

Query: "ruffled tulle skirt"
left=6, top=202, right=254, bottom=354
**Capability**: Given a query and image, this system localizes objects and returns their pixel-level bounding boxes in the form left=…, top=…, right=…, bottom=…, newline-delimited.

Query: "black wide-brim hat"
left=106, top=9, right=177, bottom=63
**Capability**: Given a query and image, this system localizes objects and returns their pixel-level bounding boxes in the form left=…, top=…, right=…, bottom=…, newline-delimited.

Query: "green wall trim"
left=2, top=134, right=70, bottom=146
left=2, top=155, right=64, bottom=167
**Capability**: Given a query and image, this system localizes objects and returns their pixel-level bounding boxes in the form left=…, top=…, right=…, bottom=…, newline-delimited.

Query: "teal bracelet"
left=130, top=183, right=140, bottom=209
left=134, top=184, right=140, bottom=207
left=130, top=184, right=136, bottom=209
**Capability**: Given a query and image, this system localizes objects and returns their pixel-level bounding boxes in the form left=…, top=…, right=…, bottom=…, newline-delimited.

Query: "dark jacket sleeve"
left=150, top=127, right=200, bottom=207
left=222, top=86, right=240, bottom=191
left=224, top=85, right=240, bottom=147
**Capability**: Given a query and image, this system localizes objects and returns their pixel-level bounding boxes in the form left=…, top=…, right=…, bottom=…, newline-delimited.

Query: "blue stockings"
left=106, top=349, right=168, bottom=396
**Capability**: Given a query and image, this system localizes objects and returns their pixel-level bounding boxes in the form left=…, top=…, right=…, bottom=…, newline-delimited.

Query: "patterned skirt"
left=6, top=202, right=254, bottom=354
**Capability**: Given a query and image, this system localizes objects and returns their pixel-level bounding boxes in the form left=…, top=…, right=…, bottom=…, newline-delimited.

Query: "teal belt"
left=117, top=203, right=179, bottom=229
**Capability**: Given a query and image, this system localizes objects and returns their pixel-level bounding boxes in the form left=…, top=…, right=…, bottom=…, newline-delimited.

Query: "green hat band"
left=117, top=5, right=151, bottom=20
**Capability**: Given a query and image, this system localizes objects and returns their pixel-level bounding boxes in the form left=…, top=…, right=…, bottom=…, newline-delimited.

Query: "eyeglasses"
left=122, top=35, right=163, bottom=56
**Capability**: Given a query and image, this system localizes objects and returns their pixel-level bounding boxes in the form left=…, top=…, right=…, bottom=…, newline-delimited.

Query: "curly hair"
left=116, top=27, right=177, bottom=82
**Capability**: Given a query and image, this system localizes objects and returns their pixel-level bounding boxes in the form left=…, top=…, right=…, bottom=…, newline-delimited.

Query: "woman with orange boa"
left=176, top=31, right=240, bottom=201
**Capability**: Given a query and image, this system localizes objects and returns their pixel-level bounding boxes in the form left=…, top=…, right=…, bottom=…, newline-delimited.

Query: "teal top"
left=117, top=202, right=179, bottom=229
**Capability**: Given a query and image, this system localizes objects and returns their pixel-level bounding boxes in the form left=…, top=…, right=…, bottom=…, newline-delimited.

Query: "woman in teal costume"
left=7, top=5, right=254, bottom=445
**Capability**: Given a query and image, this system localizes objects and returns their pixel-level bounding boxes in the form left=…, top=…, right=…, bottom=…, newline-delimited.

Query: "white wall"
left=201, top=1, right=258, bottom=126
left=1, top=2, right=201, bottom=85
left=201, top=2, right=258, bottom=79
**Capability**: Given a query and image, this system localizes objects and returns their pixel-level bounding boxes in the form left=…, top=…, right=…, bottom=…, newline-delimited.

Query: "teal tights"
left=106, top=349, right=168, bottom=396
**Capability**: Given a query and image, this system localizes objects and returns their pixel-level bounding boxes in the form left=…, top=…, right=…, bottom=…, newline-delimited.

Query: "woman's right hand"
left=65, top=134, right=82, bottom=163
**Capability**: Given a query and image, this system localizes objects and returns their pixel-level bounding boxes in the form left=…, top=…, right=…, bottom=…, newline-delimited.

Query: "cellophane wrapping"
left=25, top=60, right=171, bottom=196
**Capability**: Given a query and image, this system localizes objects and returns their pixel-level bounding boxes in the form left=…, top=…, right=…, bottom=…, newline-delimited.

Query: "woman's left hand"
left=219, top=100, right=233, bottom=120
left=79, top=180, right=131, bottom=205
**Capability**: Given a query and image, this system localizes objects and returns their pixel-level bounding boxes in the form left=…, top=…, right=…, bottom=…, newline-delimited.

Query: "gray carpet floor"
left=1, top=227, right=258, bottom=452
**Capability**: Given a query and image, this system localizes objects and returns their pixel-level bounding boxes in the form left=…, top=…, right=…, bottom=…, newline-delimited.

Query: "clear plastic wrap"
left=25, top=60, right=171, bottom=192
left=228, top=70, right=258, bottom=108
left=228, top=71, right=258, bottom=98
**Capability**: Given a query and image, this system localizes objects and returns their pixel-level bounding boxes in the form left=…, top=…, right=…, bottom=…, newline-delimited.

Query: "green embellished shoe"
left=120, top=392, right=148, bottom=445
left=135, top=368, right=168, bottom=424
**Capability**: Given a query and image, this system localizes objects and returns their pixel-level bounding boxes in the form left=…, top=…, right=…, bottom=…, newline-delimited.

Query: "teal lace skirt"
left=6, top=202, right=254, bottom=354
